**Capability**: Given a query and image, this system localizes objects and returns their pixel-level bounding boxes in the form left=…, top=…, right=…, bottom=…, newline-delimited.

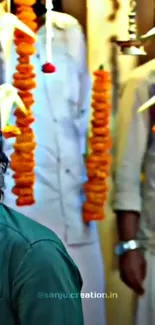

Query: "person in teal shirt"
left=0, top=203, right=84, bottom=325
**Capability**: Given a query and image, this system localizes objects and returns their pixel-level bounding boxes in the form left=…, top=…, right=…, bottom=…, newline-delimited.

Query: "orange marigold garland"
left=2, top=125, right=21, bottom=138
left=83, top=65, right=112, bottom=222
left=10, top=0, right=37, bottom=206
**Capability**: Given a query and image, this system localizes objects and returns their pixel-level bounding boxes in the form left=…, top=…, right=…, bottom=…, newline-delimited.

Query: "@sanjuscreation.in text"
left=37, top=291, right=118, bottom=300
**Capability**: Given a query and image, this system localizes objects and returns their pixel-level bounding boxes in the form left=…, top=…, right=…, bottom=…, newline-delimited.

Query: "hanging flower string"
left=42, top=0, right=56, bottom=73
left=83, top=65, right=112, bottom=222
left=10, top=0, right=37, bottom=206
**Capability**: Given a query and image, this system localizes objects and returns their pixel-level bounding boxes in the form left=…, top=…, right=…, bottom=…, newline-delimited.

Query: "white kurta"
left=112, top=60, right=155, bottom=325
left=3, top=20, right=106, bottom=325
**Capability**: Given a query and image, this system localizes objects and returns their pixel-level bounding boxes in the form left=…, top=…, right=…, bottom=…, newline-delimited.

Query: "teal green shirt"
left=0, top=204, right=84, bottom=325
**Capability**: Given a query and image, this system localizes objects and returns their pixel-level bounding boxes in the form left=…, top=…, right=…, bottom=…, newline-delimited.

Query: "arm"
left=112, top=78, right=150, bottom=241
left=12, top=241, right=84, bottom=325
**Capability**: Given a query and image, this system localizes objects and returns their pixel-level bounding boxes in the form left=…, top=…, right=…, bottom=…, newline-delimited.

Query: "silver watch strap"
left=115, top=240, right=140, bottom=256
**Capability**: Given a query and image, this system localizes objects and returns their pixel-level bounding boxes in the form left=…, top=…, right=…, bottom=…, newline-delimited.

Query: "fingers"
left=119, top=254, right=147, bottom=296
left=130, top=271, right=145, bottom=295
left=120, top=269, right=145, bottom=295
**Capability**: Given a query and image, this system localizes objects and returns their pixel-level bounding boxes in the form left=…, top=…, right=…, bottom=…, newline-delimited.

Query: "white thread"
left=45, top=0, right=53, bottom=62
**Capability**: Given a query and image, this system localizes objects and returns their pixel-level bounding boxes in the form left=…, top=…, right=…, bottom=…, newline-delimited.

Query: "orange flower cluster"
left=152, top=125, right=155, bottom=133
left=10, top=0, right=37, bottom=206
left=83, top=66, right=112, bottom=222
left=2, top=126, right=21, bottom=138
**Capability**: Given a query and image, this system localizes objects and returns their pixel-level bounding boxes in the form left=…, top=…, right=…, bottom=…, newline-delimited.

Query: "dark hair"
left=11, top=0, right=45, bottom=16
left=53, top=0, right=63, bottom=12
left=0, top=143, right=9, bottom=200
left=11, top=0, right=63, bottom=16
left=0, top=44, right=9, bottom=201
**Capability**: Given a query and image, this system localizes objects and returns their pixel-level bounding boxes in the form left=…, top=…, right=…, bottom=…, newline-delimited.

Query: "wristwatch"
left=115, top=239, right=140, bottom=256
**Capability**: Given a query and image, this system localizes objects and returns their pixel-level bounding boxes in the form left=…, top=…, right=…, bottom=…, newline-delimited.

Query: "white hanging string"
left=45, top=0, right=53, bottom=62
left=5, top=0, right=10, bottom=83
left=6, top=0, right=10, bottom=13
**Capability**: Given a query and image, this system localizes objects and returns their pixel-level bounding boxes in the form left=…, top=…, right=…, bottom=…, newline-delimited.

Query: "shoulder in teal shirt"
left=0, top=204, right=84, bottom=325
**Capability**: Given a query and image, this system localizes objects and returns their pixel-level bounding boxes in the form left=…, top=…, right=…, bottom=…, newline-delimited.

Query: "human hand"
left=119, top=249, right=147, bottom=295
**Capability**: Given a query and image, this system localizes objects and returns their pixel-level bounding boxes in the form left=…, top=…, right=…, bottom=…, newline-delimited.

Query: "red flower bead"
left=42, top=62, right=56, bottom=73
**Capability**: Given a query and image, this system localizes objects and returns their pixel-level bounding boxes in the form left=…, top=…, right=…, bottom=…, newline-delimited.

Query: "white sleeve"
left=112, top=79, right=150, bottom=212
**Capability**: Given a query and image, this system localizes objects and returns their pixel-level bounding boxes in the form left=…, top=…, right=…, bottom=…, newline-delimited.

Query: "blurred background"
left=11, top=0, right=155, bottom=324
left=60, top=0, right=155, bottom=325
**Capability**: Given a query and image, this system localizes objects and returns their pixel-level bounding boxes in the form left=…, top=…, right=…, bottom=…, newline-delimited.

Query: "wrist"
left=115, top=239, right=141, bottom=256
left=116, top=211, right=140, bottom=241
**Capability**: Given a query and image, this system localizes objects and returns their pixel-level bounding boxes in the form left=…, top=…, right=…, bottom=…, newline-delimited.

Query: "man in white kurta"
left=2, top=11, right=106, bottom=325
left=112, top=59, right=155, bottom=325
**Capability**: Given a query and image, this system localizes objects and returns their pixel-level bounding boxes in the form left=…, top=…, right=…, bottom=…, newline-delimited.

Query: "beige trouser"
left=135, top=250, right=155, bottom=325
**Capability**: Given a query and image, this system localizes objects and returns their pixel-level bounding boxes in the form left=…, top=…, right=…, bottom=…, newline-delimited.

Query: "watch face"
left=115, top=240, right=141, bottom=256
